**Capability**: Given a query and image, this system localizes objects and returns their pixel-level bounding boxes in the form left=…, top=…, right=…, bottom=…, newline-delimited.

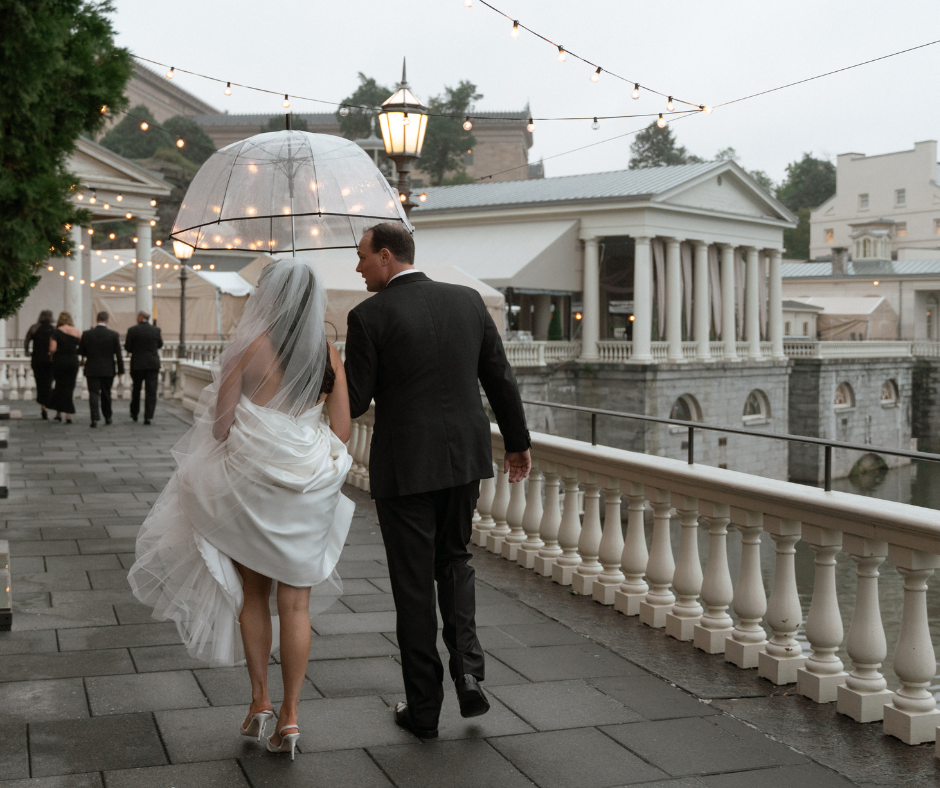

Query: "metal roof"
left=412, top=161, right=726, bottom=212
left=782, top=259, right=940, bottom=278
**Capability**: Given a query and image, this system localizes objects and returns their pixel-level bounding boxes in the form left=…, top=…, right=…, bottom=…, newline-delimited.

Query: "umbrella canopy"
left=171, top=131, right=411, bottom=255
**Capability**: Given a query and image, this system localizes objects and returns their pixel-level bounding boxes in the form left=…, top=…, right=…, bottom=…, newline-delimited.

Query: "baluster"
left=360, top=421, right=373, bottom=493
left=347, top=421, right=362, bottom=485
left=882, top=546, right=940, bottom=745
left=726, top=510, right=767, bottom=668
left=122, top=371, right=132, bottom=399
left=592, top=478, right=625, bottom=605
left=666, top=495, right=703, bottom=641
left=572, top=474, right=603, bottom=595
left=615, top=482, right=648, bottom=616
left=533, top=463, right=563, bottom=576
left=639, top=488, right=674, bottom=628
left=759, top=518, right=807, bottom=683
left=8, top=366, right=21, bottom=401
left=837, top=536, right=892, bottom=723
left=500, top=477, right=528, bottom=561
left=693, top=502, right=734, bottom=652
left=0, top=360, right=7, bottom=400
left=22, top=364, right=34, bottom=402
left=79, top=373, right=89, bottom=401
left=797, top=526, right=848, bottom=702
left=472, top=469, right=496, bottom=546
left=485, top=453, right=511, bottom=554
left=517, top=461, right=544, bottom=569
left=551, top=466, right=582, bottom=585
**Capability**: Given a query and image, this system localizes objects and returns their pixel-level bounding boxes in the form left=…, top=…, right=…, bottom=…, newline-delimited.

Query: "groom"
left=345, top=222, right=531, bottom=739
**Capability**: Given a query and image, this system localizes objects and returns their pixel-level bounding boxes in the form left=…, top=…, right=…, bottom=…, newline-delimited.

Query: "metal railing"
left=520, top=398, right=940, bottom=492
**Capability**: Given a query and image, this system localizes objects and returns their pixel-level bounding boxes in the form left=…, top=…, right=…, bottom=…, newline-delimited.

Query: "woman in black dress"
left=48, top=311, right=82, bottom=424
left=24, top=310, right=55, bottom=419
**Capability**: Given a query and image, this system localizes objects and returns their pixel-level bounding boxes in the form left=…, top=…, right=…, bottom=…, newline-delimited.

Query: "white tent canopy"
left=794, top=296, right=898, bottom=340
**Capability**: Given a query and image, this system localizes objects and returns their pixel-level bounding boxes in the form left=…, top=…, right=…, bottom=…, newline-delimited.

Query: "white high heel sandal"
left=267, top=724, right=301, bottom=761
left=240, top=710, right=275, bottom=741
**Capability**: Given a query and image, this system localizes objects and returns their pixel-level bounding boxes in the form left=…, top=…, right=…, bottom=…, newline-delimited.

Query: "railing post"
left=882, top=546, right=940, bottom=745
left=725, top=510, right=767, bottom=668
left=797, top=525, right=847, bottom=703
left=759, top=518, right=807, bottom=684
left=665, top=495, right=703, bottom=641
left=517, top=461, right=544, bottom=569
left=534, top=463, right=563, bottom=576
left=615, top=482, right=648, bottom=616
left=592, top=477, right=625, bottom=605
left=551, top=466, right=583, bottom=586
left=486, top=452, right=511, bottom=554
left=472, top=468, right=496, bottom=547
left=837, top=536, right=892, bottom=723
left=500, top=475, right=528, bottom=561
left=591, top=413, right=597, bottom=446
left=639, top=487, right=674, bottom=628
left=693, top=502, right=735, bottom=653
left=572, top=473, right=603, bottom=595
left=824, top=445, right=832, bottom=491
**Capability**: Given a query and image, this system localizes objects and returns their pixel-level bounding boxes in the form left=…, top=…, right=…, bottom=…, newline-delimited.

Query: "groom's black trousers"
left=375, top=480, right=485, bottom=729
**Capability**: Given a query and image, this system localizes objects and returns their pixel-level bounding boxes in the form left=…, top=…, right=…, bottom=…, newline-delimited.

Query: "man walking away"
left=125, top=310, right=163, bottom=425
left=344, top=223, right=531, bottom=740
left=79, top=311, right=124, bottom=428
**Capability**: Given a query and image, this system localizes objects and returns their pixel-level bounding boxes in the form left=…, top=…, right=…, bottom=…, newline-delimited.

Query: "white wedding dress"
left=128, top=393, right=353, bottom=667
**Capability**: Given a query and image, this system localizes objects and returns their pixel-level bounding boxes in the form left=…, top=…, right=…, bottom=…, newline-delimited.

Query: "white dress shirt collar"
left=387, top=268, right=420, bottom=285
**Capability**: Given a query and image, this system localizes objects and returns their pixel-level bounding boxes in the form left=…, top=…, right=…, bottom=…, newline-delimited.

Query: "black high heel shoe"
left=41, top=410, right=48, bottom=420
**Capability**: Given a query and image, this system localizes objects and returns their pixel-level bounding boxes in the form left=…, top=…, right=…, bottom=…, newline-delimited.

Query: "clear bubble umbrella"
left=170, top=130, right=411, bottom=255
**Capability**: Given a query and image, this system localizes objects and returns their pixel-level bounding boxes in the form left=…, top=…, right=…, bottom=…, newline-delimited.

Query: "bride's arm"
left=213, top=352, right=244, bottom=441
left=325, top=343, right=350, bottom=443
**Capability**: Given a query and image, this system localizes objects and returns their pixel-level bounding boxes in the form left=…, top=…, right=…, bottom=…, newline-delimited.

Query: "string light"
left=283, top=94, right=290, bottom=109
left=140, top=121, right=148, bottom=130
left=125, top=212, right=132, bottom=219
left=77, top=193, right=84, bottom=200
left=176, top=139, right=185, bottom=148
left=339, top=105, right=350, bottom=116
left=464, top=0, right=473, bottom=7
left=150, top=219, right=156, bottom=226
left=166, top=66, right=174, bottom=79
left=591, top=67, right=601, bottom=83
left=701, top=105, right=713, bottom=114
left=116, top=194, right=123, bottom=201
left=109, top=233, right=115, bottom=239
left=557, top=45, right=566, bottom=63
left=103, top=203, right=110, bottom=210
left=667, top=96, right=675, bottom=112
left=592, top=117, right=599, bottom=131
left=150, top=199, right=157, bottom=207
left=511, top=20, right=520, bottom=38
left=657, top=114, right=666, bottom=128
left=403, top=112, right=410, bottom=126
left=89, top=190, right=96, bottom=204
left=224, top=81, right=231, bottom=96
left=463, top=117, right=473, bottom=131
left=527, top=118, right=535, bottom=132
left=419, top=193, right=428, bottom=201
left=100, top=105, right=107, bottom=114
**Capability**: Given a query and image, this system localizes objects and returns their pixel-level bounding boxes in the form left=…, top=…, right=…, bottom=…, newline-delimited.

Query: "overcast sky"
left=111, top=0, right=940, bottom=186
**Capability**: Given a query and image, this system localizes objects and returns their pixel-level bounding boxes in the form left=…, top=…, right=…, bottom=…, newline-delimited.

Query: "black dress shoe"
left=105, top=419, right=112, bottom=425
left=393, top=702, right=438, bottom=739
left=144, top=419, right=152, bottom=425
left=41, top=410, right=48, bottom=420
left=130, top=414, right=137, bottom=422
left=89, top=421, right=97, bottom=428
left=455, top=675, right=490, bottom=718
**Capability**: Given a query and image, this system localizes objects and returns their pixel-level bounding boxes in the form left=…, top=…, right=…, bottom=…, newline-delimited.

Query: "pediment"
left=66, top=137, right=172, bottom=196
left=656, top=163, right=793, bottom=222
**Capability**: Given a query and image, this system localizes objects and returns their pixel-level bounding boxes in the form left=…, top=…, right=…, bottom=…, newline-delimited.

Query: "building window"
left=742, top=390, right=771, bottom=425
left=785, top=321, right=791, bottom=335
left=825, top=229, right=834, bottom=244
left=834, top=382, right=855, bottom=411
left=803, top=321, right=809, bottom=336
left=881, top=379, right=899, bottom=408
left=896, top=188, right=906, bottom=207
left=463, top=149, right=474, bottom=166
left=669, top=394, right=702, bottom=432
left=859, top=193, right=869, bottom=210
left=896, top=222, right=907, bottom=238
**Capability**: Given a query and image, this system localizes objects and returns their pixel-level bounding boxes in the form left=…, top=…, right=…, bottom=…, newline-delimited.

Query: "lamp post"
left=377, top=59, right=428, bottom=217
left=172, top=241, right=193, bottom=360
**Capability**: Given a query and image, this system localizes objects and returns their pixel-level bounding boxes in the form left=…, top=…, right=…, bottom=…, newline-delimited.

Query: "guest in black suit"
left=48, top=311, right=82, bottom=424
left=78, top=311, right=124, bottom=428
left=344, top=223, right=531, bottom=739
left=124, top=310, right=163, bottom=425
left=24, top=310, right=55, bottom=418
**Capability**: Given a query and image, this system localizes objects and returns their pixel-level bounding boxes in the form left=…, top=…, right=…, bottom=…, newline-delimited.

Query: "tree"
left=100, top=104, right=160, bottom=159
left=0, top=0, right=132, bottom=318
left=337, top=74, right=391, bottom=140
left=162, top=115, right=216, bottom=166
left=417, top=81, right=482, bottom=186
left=775, top=154, right=836, bottom=259
left=628, top=122, right=704, bottom=169
left=260, top=114, right=309, bottom=134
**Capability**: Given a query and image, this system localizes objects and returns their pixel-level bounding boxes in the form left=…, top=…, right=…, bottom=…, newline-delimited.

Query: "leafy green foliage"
left=547, top=306, right=563, bottom=341
left=775, top=154, right=835, bottom=259
left=260, top=114, right=309, bottom=134
left=417, top=81, right=481, bottom=186
left=337, top=74, right=391, bottom=140
left=162, top=116, right=216, bottom=166
left=628, top=122, right=704, bottom=169
left=100, top=104, right=159, bottom=159
left=782, top=207, right=812, bottom=260
left=0, top=0, right=132, bottom=318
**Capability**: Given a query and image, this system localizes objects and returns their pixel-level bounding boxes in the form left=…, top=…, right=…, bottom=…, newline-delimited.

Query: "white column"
left=472, top=471, right=496, bottom=546
left=572, top=474, right=603, bottom=596
left=725, top=510, right=767, bottom=668
left=66, top=224, right=83, bottom=322
left=551, top=467, right=583, bottom=585
left=768, top=249, right=785, bottom=359
left=486, top=455, right=511, bottom=554
left=744, top=246, right=762, bottom=360
left=580, top=237, right=600, bottom=361
left=592, top=478, right=625, bottom=605
left=693, top=241, right=711, bottom=361
left=882, top=546, right=940, bottom=745
left=838, top=536, right=892, bottom=723
left=517, top=462, right=544, bottom=569
left=632, top=236, right=653, bottom=363
left=533, top=294, right=552, bottom=340
left=639, top=488, right=674, bottom=628
left=758, top=518, right=807, bottom=684
left=614, top=482, right=648, bottom=616
left=500, top=478, right=528, bottom=561
left=693, top=503, right=735, bottom=653
left=533, top=464, right=563, bottom=576
left=719, top=244, right=738, bottom=361
left=665, top=237, right=683, bottom=362
left=665, top=496, right=703, bottom=641
left=136, top=220, right=153, bottom=315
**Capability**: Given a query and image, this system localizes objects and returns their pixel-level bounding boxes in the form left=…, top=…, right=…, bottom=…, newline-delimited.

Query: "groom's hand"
left=504, top=450, right=531, bottom=483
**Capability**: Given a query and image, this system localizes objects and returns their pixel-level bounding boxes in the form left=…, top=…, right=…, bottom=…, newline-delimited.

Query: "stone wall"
left=912, top=358, right=940, bottom=452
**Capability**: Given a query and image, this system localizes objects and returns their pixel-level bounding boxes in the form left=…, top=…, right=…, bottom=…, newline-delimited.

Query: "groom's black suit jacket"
left=345, top=271, right=530, bottom=500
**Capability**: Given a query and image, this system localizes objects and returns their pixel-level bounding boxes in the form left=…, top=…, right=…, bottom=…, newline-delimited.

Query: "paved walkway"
left=0, top=403, right=933, bottom=787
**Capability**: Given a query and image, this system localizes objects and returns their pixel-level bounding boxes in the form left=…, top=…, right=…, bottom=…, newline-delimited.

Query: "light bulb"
left=87, top=228, right=94, bottom=234
left=511, top=20, right=520, bottom=38
left=133, top=237, right=138, bottom=243
left=338, top=105, right=349, bottom=117
left=526, top=118, right=535, bottom=132
left=166, top=67, right=174, bottom=80
left=150, top=199, right=157, bottom=207
left=557, top=46, right=566, bottom=62
left=701, top=105, right=713, bottom=115
left=109, top=233, right=115, bottom=239
left=155, top=240, right=162, bottom=246
left=592, top=117, right=599, bottom=131
left=632, top=83, right=640, bottom=100
left=657, top=114, right=666, bottom=129
left=103, top=203, right=109, bottom=210
left=140, top=121, right=149, bottom=131
left=125, top=212, right=132, bottom=219
left=116, top=194, right=122, bottom=201
left=591, top=67, right=601, bottom=83
left=283, top=94, right=290, bottom=109
left=403, top=112, right=410, bottom=126
left=77, top=193, right=84, bottom=200
left=464, top=0, right=472, bottom=7
left=419, top=193, right=427, bottom=202
left=463, top=117, right=472, bottom=131
left=176, top=138, right=185, bottom=148
left=89, top=196, right=96, bottom=204
left=100, top=105, right=107, bottom=114
left=399, top=193, right=406, bottom=202
left=150, top=219, right=156, bottom=226
left=224, top=81, right=231, bottom=96
left=667, top=96, right=675, bottom=112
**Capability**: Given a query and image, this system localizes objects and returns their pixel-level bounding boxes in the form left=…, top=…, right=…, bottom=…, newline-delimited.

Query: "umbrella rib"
left=215, top=140, right=246, bottom=226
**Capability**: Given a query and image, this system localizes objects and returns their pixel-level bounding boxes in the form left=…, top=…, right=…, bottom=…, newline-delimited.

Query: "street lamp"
left=172, top=240, right=193, bottom=360
left=377, top=58, right=428, bottom=217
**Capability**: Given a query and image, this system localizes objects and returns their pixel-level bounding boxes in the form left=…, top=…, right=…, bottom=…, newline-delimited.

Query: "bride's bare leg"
left=272, top=582, right=312, bottom=743
left=234, top=562, right=274, bottom=726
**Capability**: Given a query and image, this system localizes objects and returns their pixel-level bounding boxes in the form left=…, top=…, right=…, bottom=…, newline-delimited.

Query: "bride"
left=128, top=257, right=353, bottom=760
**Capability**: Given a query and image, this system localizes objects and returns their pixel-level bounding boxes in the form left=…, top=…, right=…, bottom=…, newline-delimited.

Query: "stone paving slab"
left=0, top=404, right=923, bottom=786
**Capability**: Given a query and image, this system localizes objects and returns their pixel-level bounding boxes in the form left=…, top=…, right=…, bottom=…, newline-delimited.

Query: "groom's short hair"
left=367, top=222, right=415, bottom=265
